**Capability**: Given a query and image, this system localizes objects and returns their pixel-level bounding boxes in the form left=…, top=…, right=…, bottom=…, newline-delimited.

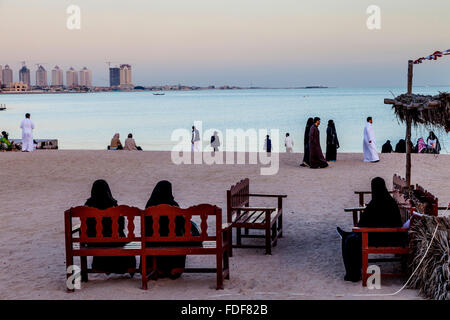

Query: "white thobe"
left=363, top=122, right=379, bottom=162
left=191, top=129, right=200, bottom=152
left=20, top=118, right=35, bottom=152
left=285, top=136, right=294, bottom=152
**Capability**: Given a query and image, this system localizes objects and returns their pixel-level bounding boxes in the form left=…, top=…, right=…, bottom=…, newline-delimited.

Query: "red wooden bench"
left=65, top=205, right=142, bottom=292
left=226, top=178, right=287, bottom=255
left=352, top=207, right=414, bottom=287
left=141, top=204, right=231, bottom=290
left=350, top=175, right=414, bottom=286
left=350, top=176, right=446, bottom=286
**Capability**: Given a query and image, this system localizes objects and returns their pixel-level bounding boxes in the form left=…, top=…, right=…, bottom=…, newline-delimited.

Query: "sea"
left=0, top=87, right=449, bottom=153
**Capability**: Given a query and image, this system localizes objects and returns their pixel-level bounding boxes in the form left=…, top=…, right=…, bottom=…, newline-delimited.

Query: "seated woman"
left=336, top=177, right=403, bottom=282
left=109, top=133, right=123, bottom=150
left=0, top=131, right=19, bottom=151
left=416, top=138, right=427, bottom=153
left=123, top=133, right=142, bottom=151
left=426, top=131, right=440, bottom=154
left=85, top=179, right=136, bottom=275
left=144, top=180, right=200, bottom=279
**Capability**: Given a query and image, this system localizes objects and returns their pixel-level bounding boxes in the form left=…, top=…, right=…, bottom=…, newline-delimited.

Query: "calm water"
left=0, top=87, right=449, bottom=153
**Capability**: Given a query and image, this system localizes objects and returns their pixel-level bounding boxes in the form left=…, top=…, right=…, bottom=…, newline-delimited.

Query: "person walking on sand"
left=191, top=126, right=200, bottom=152
left=210, top=131, right=220, bottom=152
left=309, top=117, right=328, bottom=169
left=264, top=135, right=272, bottom=153
left=326, top=120, right=339, bottom=161
left=20, top=113, right=35, bottom=152
left=363, top=117, right=379, bottom=163
left=300, top=117, right=314, bottom=167
left=285, top=133, right=294, bottom=153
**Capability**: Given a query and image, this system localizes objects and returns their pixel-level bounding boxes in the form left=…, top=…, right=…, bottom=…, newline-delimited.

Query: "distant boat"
left=153, top=92, right=165, bottom=96
left=0, top=104, right=6, bottom=111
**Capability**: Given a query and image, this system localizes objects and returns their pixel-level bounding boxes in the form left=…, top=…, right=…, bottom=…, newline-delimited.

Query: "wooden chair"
left=226, top=178, right=287, bottom=255
left=141, top=204, right=231, bottom=290
left=64, top=205, right=142, bottom=292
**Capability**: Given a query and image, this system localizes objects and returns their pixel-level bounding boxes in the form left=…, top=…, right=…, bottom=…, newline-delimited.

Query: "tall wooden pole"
left=406, top=60, right=413, bottom=188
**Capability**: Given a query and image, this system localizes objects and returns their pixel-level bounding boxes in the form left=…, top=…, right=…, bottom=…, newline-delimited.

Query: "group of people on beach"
left=381, top=131, right=441, bottom=154
left=83, top=179, right=198, bottom=279
left=298, top=117, right=340, bottom=168
left=108, top=133, right=143, bottom=151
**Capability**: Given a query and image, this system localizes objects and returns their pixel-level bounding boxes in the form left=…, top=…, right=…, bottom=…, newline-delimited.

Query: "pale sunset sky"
left=0, top=0, right=449, bottom=87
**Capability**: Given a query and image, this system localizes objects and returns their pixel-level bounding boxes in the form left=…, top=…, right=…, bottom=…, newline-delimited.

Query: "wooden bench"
left=65, top=205, right=142, bottom=292
left=350, top=175, right=415, bottom=286
left=141, top=204, right=231, bottom=290
left=226, top=178, right=287, bottom=255
left=65, top=204, right=231, bottom=291
left=350, top=176, right=446, bottom=286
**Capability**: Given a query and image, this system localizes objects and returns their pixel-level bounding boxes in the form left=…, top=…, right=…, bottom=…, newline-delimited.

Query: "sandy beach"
left=0, top=150, right=448, bottom=300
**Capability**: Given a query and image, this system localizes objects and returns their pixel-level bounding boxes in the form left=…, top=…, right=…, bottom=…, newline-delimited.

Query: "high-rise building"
left=66, top=67, right=78, bottom=87
left=79, top=67, right=92, bottom=87
left=36, top=65, right=48, bottom=87
left=2, top=65, right=13, bottom=87
left=19, top=65, right=31, bottom=87
left=119, top=64, right=133, bottom=89
left=51, top=66, right=64, bottom=87
left=109, top=67, right=120, bottom=87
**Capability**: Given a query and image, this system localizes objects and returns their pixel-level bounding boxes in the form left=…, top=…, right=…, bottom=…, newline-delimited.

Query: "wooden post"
left=405, top=60, right=413, bottom=188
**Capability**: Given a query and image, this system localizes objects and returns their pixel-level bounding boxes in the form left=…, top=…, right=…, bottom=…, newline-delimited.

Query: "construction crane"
left=106, top=61, right=119, bottom=68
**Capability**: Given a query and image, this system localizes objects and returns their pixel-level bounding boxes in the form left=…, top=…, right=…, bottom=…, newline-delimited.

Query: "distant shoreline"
left=0, top=86, right=331, bottom=95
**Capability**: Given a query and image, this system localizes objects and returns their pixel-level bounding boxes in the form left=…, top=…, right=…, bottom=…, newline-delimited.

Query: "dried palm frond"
left=408, top=216, right=450, bottom=300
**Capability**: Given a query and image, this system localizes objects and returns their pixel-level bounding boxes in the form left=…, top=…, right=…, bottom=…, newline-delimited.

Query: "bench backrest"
left=393, top=174, right=413, bottom=193
left=142, top=204, right=222, bottom=243
left=227, top=178, right=249, bottom=222
left=65, top=205, right=142, bottom=244
left=414, top=184, right=439, bottom=216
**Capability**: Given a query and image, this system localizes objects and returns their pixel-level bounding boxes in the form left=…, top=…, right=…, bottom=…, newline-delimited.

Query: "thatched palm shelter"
left=384, top=59, right=450, bottom=187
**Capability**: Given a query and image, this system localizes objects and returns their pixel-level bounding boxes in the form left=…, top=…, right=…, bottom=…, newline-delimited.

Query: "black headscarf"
left=145, top=180, right=181, bottom=237
left=304, top=118, right=314, bottom=145
left=85, top=179, right=121, bottom=238
left=85, top=179, right=118, bottom=210
left=358, top=177, right=402, bottom=228
left=145, top=180, right=179, bottom=208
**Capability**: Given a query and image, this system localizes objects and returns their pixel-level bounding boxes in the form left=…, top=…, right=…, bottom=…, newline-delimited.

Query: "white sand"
left=0, top=150, right=448, bottom=300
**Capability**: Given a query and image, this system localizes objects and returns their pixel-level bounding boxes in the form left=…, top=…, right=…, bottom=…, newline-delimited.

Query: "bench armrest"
left=230, top=207, right=276, bottom=212
left=246, top=194, right=287, bottom=198
left=352, top=227, right=408, bottom=233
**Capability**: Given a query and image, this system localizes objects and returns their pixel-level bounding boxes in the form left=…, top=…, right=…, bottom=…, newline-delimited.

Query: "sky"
left=0, top=0, right=449, bottom=87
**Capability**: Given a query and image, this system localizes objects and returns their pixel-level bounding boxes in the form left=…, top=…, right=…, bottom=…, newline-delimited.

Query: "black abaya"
left=144, top=180, right=200, bottom=278
left=340, top=177, right=404, bottom=282
left=85, top=179, right=136, bottom=274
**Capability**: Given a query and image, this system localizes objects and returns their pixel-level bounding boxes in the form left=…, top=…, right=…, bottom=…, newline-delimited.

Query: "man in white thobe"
left=20, top=113, right=35, bottom=152
left=285, top=133, right=294, bottom=153
left=363, top=117, right=379, bottom=162
left=191, top=126, right=200, bottom=152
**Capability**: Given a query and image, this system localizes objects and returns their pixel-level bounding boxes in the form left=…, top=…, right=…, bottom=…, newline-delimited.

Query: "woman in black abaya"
left=85, top=179, right=136, bottom=275
left=300, top=117, right=314, bottom=167
left=144, top=180, right=200, bottom=279
left=336, top=177, right=403, bottom=282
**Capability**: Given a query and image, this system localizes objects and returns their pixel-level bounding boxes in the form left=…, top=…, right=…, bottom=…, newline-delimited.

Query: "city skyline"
left=0, top=0, right=449, bottom=88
